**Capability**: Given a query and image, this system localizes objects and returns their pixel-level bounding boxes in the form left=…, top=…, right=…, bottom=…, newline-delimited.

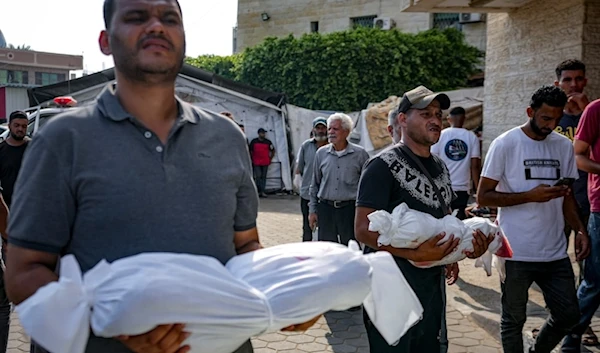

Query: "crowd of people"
left=0, top=0, right=596, bottom=352
left=296, top=60, right=600, bottom=353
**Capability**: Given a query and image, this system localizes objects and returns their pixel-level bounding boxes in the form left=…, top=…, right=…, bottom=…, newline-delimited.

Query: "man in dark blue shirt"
left=553, top=59, right=594, bottom=346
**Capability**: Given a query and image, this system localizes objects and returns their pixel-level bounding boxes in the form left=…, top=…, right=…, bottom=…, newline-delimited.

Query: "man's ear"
left=554, top=80, right=560, bottom=87
left=526, top=107, right=535, bottom=119
left=398, top=112, right=408, bottom=127
left=99, top=30, right=112, bottom=56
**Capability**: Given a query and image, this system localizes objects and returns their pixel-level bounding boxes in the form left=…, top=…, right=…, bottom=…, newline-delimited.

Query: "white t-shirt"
left=431, top=127, right=481, bottom=191
left=481, top=127, right=578, bottom=262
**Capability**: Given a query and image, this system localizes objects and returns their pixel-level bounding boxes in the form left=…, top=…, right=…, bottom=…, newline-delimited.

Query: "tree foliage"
left=185, top=54, right=241, bottom=80
left=7, top=44, right=31, bottom=50
left=187, top=27, right=482, bottom=111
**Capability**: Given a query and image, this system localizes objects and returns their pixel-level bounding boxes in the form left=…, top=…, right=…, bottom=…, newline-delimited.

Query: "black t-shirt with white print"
left=356, top=145, right=454, bottom=298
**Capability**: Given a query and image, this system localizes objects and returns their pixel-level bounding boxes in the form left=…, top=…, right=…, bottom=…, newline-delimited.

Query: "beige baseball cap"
left=396, top=85, right=451, bottom=113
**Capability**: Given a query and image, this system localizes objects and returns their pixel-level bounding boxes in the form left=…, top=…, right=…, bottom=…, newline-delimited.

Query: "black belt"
left=320, top=199, right=355, bottom=208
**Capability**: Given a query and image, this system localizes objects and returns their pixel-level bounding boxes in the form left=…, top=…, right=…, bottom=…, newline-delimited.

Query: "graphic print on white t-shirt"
left=523, top=159, right=561, bottom=180
left=481, top=127, right=578, bottom=262
left=444, top=139, right=469, bottom=161
left=431, top=127, right=481, bottom=192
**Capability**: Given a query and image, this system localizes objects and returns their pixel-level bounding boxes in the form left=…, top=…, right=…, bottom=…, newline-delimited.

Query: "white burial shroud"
left=16, top=241, right=423, bottom=353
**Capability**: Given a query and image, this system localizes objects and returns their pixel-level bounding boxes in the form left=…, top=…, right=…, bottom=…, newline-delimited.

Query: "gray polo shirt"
left=296, top=138, right=321, bottom=200
left=8, top=85, right=258, bottom=353
left=309, top=142, right=369, bottom=213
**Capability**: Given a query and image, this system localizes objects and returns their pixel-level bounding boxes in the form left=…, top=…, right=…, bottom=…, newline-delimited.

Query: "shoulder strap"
left=393, top=144, right=451, bottom=215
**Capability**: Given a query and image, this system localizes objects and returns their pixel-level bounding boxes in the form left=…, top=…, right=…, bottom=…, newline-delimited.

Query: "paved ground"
left=7, top=194, right=600, bottom=352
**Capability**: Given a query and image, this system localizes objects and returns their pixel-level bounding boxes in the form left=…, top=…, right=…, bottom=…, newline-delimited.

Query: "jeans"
left=501, top=258, right=579, bottom=353
left=562, top=212, right=600, bottom=352
left=450, top=191, right=469, bottom=220
left=300, top=198, right=312, bottom=242
left=253, top=165, right=269, bottom=194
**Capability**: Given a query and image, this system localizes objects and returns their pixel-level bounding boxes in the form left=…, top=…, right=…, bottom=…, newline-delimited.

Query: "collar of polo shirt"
left=327, top=143, right=355, bottom=155
left=97, top=84, right=199, bottom=124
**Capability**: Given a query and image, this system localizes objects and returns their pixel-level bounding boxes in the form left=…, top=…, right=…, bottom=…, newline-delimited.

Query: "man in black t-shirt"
left=0, top=110, right=30, bottom=207
left=0, top=110, right=29, bottom=353
left=355, top=86, right=493, bottom=353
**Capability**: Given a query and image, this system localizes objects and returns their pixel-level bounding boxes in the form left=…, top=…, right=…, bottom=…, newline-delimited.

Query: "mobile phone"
left=554, top=177, right=575, bottom=187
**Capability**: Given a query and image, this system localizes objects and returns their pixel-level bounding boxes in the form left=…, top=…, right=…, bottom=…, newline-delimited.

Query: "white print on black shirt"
left=380, top=151, right=453, bottom=209
left=523, top=159, right=561, bottom=181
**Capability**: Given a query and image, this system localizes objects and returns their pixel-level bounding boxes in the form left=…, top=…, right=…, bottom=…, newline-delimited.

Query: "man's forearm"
left=576, top=154, right=600, bottom=175
left=6, top=263, right=58, bottom=305
left=477, top=190, right=532, bottom=207
left=564, top=193, right=585, bottom=233
left=355, top=228, right=419, bottom=261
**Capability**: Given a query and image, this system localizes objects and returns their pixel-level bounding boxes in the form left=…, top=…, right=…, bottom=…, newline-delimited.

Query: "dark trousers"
left=363, top=263, right=443, bottom=352
left=0, top=246, right=9, bottom=353
left=300, top=198, right=312, bottom=242
left=450, top=191, right=469, bottom=220
left=501, top=258, right=579, bottom=353
left=317, top=201, right=356, bottom=245
left=563, top=212, right=600, bottom=352
left=253, top=165, right=268, bottom=194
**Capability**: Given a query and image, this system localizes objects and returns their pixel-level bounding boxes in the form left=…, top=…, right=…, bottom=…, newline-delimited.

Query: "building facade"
left=235, top=0, right=487, bottom=53
left=0, top=47, right=83, bottom=120
left=399, top=0, right=600, bottom=151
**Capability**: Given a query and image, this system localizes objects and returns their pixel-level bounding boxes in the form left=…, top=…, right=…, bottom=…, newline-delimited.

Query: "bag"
left=368, top=203, right=513, bottom=273
left=17, top=241, right=423, bottom=353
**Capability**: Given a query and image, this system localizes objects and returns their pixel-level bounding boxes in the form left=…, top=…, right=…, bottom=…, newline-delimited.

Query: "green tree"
left=187, top=27, right=482, bottom=111
left=7, top=44, right=31, bottom=50
left=185, top=54, right=241, bottom=80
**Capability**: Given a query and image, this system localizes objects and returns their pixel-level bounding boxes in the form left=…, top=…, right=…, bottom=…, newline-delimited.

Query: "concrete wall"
left=236, top=0, right=432, bottom=52
left=582, top=1, right=600, bottom=99
left=483, top=0, right=587, bottom=152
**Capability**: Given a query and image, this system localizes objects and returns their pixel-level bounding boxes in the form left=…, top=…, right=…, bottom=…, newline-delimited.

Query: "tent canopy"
left=26, top=65, right=293, bottom=192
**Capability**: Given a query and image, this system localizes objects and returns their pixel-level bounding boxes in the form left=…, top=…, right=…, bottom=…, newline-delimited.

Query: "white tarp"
left=52, top=75, right=293, bottom=192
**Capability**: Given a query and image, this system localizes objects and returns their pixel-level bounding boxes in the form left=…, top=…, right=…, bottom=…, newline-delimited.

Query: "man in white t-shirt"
left=431, top=107, right=481, bottom=219
left=477, top=85, right=590, bottom=353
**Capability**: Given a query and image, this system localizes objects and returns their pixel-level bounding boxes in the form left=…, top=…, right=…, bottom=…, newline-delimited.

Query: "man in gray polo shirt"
left=4, top=1, right=315, bottom=353
left=295, top=117, right=328, bottom=241
left=309, top=113, right=369, bottom=246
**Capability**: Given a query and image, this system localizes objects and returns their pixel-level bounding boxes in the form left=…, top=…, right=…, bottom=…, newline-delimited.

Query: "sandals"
left=583, top=327, right=599, bottom=346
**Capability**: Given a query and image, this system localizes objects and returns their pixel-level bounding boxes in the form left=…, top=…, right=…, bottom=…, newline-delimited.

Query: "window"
left=433, top=13, right=461, bottom=30
left=310, top=21, right=319, bottom=33
left=351, top=15, right=377, bottom=28
left=35, top=72, right=66, bottom=86
left=0, top=70, right=29, bottom=84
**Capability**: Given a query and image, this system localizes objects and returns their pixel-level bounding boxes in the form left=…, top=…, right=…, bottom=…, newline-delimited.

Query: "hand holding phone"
left=554, top=177, right=575, bottom=187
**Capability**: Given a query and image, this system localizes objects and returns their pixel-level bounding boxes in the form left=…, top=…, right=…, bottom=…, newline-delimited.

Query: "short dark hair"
left=555, top=59, right=586, bottom=80
left=9, top=110, right=27, bottom=122
left=449, top=107, right=466, bottom=116
left=530, top=85, right=568, bottom=110
left=103, top=0, right=182, bottom=29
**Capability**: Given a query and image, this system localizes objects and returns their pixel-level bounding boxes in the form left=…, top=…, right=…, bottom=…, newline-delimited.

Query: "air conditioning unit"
left=374, top=17, right=396, bottom=30
left=459, top=13, right=486, bottom=24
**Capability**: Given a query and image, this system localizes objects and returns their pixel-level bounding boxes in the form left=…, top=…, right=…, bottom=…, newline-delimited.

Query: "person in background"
left=220, top=111, right=234, bottom=121
left=477, top=85, right=589, bottom=353
left=309, top=113, right=369, bottom=247
left=0, top=111, right=30, bottom=208
left=295, top=117, right=328, bottom=241
left=431, top=107, right=481, bottom=220
left=249, top=128, right=275, bottom=198
left=388, top=109, right=402, bottom=144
